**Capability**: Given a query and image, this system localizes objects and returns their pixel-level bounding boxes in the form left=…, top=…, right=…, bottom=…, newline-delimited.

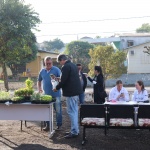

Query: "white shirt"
left=109, top=86, right=129, bottom=101
left=132, top=89, right=148, bottom=102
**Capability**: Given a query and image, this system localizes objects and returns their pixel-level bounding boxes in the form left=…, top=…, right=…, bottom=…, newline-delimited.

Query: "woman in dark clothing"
left=87, top=66, right=105, bottom=104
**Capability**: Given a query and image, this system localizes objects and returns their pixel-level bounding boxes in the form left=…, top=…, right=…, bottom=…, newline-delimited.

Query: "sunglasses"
left=46, top=63, right=52, bottom=65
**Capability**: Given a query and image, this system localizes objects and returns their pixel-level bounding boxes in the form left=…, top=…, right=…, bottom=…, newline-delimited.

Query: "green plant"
left=14, top=78, right=34, bottom=97
left=11, top=96, right=24, bottom=101
left=25, top=78, right=34, bottom=89
left=26, top=88, right=34, bottom=96
left=14, top=88, right=25, bottom=96
left=14, top=88, right=34, bottom=96
left=31, top=92, right=41, bottom=100
left=40, top=95, right=52, bottom=101
left=0, top=91, right=10, bottom=100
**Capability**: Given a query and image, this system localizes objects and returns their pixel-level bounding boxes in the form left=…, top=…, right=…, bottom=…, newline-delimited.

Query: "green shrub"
left=12, top=96, right=24, bottom=101
left=40, top=95, right=52, bottom=101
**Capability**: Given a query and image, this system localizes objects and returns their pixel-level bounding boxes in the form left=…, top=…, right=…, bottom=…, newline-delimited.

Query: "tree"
left=7, top=38, right=38, bottom=77
left=95, top=35, right=101, bottom=39
left=64, top=41, right=94, bottom=72
left=136, top=23, right=150, bottom=33
left=43, top=38, right=64, bottom=51
left=88, top=45, right=127, bottom=80
left=0, top=0, right=40, bottom=91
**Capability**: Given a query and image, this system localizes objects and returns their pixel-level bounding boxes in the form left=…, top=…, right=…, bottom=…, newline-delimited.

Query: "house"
left=80, top=33, right=150, bottom=51
left=125, top=42, right=150, bottom=74
left=25, top=50, right=59, bottom=77
left=119, top=33, right=150, bottom=50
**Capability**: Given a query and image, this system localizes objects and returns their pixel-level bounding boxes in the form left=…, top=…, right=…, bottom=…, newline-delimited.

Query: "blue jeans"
left=66, top=96, right=79, bottom=135
left=46, top=97, right=62, bottom=127
left=79, top=92, right=85, bottom=104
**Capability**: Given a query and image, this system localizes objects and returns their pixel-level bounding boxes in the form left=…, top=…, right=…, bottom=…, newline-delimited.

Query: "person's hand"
left=53, top=89, right=58, bottom=92
left=55, top=77, right=61, bottom=82
left=117, top=95, right=121, bottom=100
left=117, top=93, right=124, bottom=100
left=93, top=81, right=97, bottom=84
left=120, top=93, right=125, bottom=98
left=83, top=73, right=88, bottom=78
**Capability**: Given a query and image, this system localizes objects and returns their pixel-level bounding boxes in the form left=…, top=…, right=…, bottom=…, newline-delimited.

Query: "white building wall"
left=127, top=43, right=150, bottom=73
left=120, top=36, right=150, bottom=50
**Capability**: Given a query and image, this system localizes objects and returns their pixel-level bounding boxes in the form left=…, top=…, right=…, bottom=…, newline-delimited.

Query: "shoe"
left=65, top=132, right=70, bottom=135
left=64, top=133, right=79, bottom=139
left=55, top=126, right=61, bottom=131
left=65, top=132, right=79, bottom=135
left=65, top=132, right=79, bottom=136
left=42, top=126, right=49, bottom=131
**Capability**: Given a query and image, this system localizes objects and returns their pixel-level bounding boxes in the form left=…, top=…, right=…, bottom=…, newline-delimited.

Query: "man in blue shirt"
left=37, top=56, right=62, bottom=131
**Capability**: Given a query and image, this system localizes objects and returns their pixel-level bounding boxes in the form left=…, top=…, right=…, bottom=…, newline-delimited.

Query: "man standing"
left=54, top=54, right=82, bottom=138
left=37, top=56, right=62, bottom=131
left=76, top=63, right=87, bottom=104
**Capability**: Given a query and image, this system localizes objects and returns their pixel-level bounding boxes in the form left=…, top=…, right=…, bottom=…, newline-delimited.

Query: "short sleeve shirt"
left=38, top=66, right=61, bottom=97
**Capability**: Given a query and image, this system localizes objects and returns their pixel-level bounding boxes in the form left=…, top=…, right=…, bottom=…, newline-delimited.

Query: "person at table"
left=132, top=80, right=149, bottom=103
left=86, top=66, right=105, bottom=104
left=109, top=80, right=129, bottom=101
left=37, top=56, right=62, bottom=131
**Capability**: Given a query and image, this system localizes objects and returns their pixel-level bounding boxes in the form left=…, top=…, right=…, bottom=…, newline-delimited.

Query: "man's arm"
left=37, top=81, right=43, bottom=93
left=109, top=89, right=115, bottom=100
left=56, top=65, right=70, bottom=90
left=124, top=89, right=129, bottom=101
left=37, top=71, right=43, bottom=93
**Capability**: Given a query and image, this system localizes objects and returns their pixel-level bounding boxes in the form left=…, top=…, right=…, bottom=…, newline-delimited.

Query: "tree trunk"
left=2, top=62, right=9, bottom=91
left=9, top=64, right=17, bottom=77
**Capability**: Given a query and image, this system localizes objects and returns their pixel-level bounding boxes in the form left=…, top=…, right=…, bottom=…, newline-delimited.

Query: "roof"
left=119, top=33, right=150, bottom=37
left=80, top=36, right=93, bottom=39
left=80, top=37, right=120, bottom=44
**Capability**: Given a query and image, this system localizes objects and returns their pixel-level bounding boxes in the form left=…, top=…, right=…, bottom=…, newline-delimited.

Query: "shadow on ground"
left=13, top=144, right=64, bottom=150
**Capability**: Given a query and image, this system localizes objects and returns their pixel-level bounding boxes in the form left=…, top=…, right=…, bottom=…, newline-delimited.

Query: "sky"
left=25, top=0, right=150, bottom=43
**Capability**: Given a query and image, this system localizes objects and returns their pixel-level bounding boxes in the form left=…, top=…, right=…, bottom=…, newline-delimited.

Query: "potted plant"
left=31, top=92, right=41, bottom=104
left=31, top=93, right=54, bottom=104
left=0, top=91, right=11, bottom=103
left=13, top=78, right=34, bottom=102
left=11, top=96, right=24, bottom=103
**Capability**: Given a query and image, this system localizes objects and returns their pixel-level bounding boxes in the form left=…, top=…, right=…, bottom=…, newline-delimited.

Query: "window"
left=127, top=40, right=134, bottom=47
left=130, top=50, right=135, bottom=55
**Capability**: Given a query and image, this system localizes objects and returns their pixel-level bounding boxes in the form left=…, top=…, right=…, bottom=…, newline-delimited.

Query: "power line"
left=41, top=16, right=150, bottom=24
left=36, top=30, right=136, bottom=37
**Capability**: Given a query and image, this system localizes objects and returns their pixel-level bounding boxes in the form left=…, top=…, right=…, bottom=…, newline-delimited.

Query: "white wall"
left=127, top=43, right=150, bottom=73
left=120, top=36, right=150, bottom=50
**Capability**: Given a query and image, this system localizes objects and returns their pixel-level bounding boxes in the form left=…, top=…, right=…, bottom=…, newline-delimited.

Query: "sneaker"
left=55, top=126, right=61, bottom=131
left=65, top=132, right=79, bottom=136
left=42, top=126, right=49, bottom=131
left=64, top=133, right=79, bottom=139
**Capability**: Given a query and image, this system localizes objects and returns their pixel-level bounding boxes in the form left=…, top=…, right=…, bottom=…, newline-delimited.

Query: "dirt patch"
left=1, top=102, right=150, bottom=150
